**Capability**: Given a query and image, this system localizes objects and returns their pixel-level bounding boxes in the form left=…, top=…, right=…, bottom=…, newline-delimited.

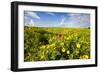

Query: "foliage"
left=24, top=26, right=90, bottom=62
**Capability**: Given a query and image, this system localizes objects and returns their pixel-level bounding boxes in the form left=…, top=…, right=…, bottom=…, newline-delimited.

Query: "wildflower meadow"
left=24, top=26, right=90, bottom=62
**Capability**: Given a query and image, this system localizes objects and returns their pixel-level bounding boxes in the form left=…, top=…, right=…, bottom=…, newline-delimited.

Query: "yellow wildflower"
left=47, top=45, right=50, bottom=48
left=80, top=55, right=89, bottom=59
left=50, top=43, right=55, bottom=47
left=66, top=50, right=70, bottom=54
left=76, top=43, right=81, bottom=49
left=60, top=42, right=64, bottom=46
left=46, top=51, right=48, bottom=54
left=62, top=48, right=66, bottom=52
left=40, top=55, right=44, bottom=59
left=40, top=45, right=46, bottom=49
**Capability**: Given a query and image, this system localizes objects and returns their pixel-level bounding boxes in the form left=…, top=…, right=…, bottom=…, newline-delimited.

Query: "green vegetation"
left=24, top=26, right=90, bottom=62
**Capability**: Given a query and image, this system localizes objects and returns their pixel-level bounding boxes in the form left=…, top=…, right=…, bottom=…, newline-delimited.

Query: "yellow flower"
left=66, top=37, right=70, bottom=40
left=40, top=55, right=44, bottom=59
left=80, top=55, right=89, bottom=59
left=40, top=45, right=46, bottom=49
left=46, top=51, right=48, bottom=54
left=75, top=51, right=79, bottom=54
left=66, top=50, right=70, bottom=54
left=66, top=36, right=72, bottom=40
left=47, top=45, right=50, bottom=48
left=52, top=37, right=56, bottom=39
left=62, top=48, right=66, bottom=52
left=76, top=43, right=81, bottom=49
left=60, top=42, right=64, bottom=46
left=50, top=43, right=55, bottom=47
left=52, top=43, right=55, bottom=46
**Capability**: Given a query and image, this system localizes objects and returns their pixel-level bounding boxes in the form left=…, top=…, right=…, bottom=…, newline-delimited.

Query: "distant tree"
left=88, top=27, right=90, bottom=29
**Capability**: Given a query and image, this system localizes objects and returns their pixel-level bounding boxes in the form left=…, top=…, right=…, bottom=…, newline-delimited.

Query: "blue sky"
left=24, top=11, right=90, bottom=28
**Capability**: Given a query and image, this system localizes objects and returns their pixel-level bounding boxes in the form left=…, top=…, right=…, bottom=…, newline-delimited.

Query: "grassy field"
left=24, top=26, right=90, bottom=62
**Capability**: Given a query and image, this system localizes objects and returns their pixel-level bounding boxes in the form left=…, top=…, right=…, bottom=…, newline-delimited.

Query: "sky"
left=24, top=11, right=90, bottom=28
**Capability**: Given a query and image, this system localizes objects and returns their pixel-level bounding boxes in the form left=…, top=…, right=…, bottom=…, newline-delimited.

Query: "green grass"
left=24, top=26, right=90, bottom=62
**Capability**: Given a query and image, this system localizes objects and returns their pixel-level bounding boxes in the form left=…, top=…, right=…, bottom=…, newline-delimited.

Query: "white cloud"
left=30, top=19, right=34, bottom=25
left=68, top=13, right=81, bottom=17
left=65, top=13, right=90, bottom=28
left=46, top=12, right=55, bottom=16
left=25, top=12, right=40, bottom=19
left=25, top=19, right=35, bottom=27
left=59, top=17, right=66, bottom=26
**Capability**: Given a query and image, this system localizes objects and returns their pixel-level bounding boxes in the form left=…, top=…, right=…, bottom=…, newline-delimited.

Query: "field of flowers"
left=24, top=26, right=90, bottom=62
